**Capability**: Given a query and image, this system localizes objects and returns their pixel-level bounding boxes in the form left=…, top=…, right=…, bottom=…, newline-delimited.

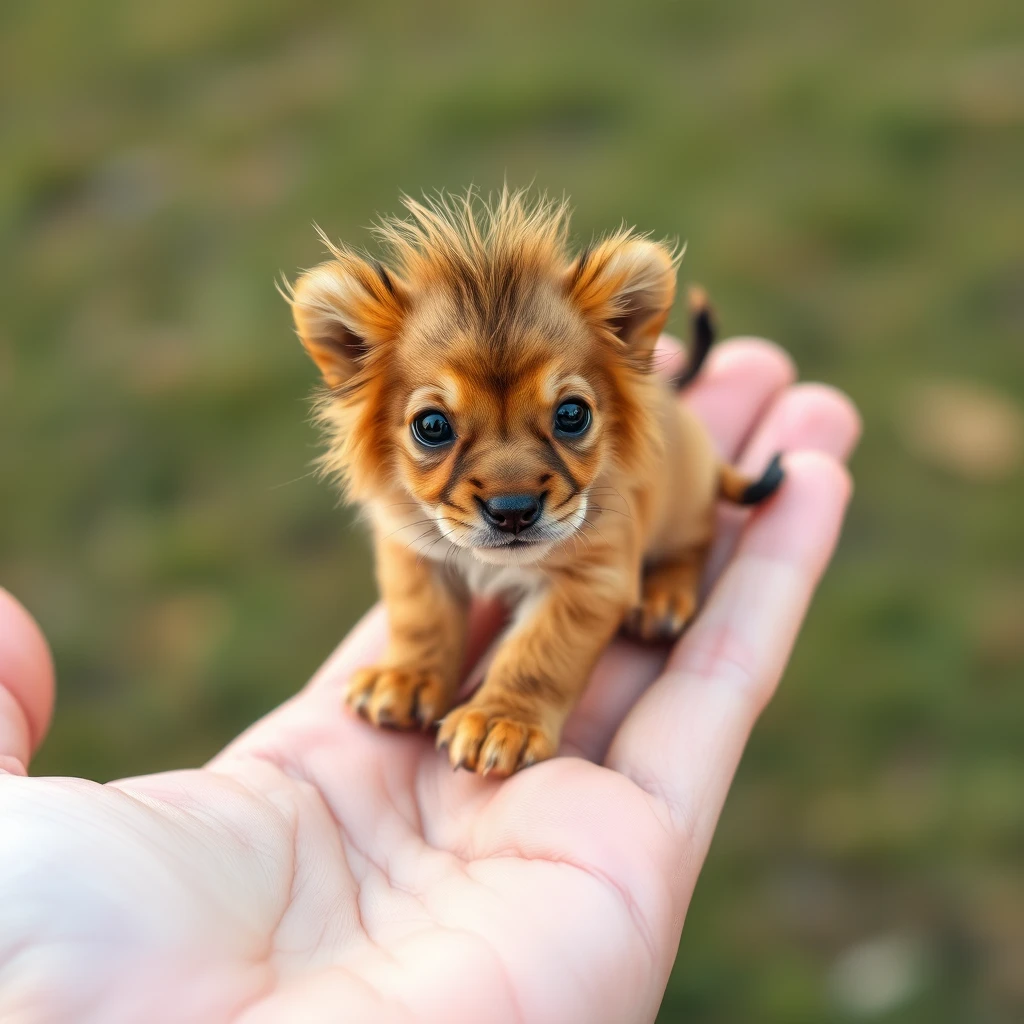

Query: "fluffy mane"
left=302, top=187, right=675, bottom=343
left=371, top=188, right=573, bottom=293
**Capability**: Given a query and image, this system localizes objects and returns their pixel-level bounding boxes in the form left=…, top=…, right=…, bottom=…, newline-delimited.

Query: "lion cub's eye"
left=553, top=399, right=591, bottom=436
left=411, top=410, right=454, bottom=447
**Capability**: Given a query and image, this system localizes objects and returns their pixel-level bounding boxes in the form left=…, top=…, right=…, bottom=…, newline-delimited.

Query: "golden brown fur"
left=286, top=189, right=781, bottom=775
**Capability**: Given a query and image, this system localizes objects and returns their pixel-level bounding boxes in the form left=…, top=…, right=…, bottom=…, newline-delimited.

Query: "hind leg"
left=625, top=545, right=708, bottom=642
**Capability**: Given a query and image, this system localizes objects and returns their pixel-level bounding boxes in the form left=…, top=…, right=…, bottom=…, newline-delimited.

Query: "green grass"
left=2, top=1, right=1023, bottom=1019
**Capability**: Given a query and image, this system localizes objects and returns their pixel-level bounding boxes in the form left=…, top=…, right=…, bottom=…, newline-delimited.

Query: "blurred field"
left=2, top=1, right=1022, bottom=1020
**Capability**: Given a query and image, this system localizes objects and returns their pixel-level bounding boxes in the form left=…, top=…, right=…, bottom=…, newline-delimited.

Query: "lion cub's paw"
left=436, top=704, right=557, bottom=776
left=345, top=665, right=452, bottom=730
left=624, top=581, right=697, bottom=642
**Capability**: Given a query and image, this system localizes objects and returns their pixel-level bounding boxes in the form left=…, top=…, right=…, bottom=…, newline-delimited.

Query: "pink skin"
left=0, top=337, right=860, bottom=1024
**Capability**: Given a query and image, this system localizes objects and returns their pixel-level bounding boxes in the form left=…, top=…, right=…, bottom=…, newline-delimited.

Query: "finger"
left=704, top=382, right=861, bottom=587
left=561, top=382, right=860, bottom=762
left=605, top=452, right=853, bottom=865
left=0, top=588, right=56, bottom=774
left=681, top=338, right=796, bottom=458
left=739, top=382, right=862, bottom=470
left=655, top=335, right=797, bottom=459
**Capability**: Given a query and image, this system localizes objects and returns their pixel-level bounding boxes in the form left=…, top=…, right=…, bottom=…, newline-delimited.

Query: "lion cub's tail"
left=719, top=453, right=785, bottom=506
left=675, top=288, right=786, bottom=506
left=672, top=286, right=716, bottom=390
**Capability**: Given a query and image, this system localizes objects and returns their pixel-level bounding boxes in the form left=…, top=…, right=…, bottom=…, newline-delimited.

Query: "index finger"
left=655, top=334, right=796, bottom=456
left=605, top=452, right=853, bottom=860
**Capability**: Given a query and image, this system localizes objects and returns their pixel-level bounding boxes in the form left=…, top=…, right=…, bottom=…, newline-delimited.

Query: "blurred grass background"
left=2, top=0, right=1023, bottom=1020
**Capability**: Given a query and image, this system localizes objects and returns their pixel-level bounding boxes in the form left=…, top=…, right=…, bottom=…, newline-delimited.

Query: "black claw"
left=410, top=687, right=423, bottom=729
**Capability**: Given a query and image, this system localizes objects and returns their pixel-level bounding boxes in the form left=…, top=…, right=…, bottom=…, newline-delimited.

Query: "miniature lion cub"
left=287, top=190, right=782, bottom=776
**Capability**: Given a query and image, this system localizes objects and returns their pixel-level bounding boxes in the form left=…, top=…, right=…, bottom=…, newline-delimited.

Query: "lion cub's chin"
left=470, top=540, right=555, bottom=567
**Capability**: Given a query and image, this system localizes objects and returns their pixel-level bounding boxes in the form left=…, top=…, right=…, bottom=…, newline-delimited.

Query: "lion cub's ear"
left=289, top=251, right=407, bottom=388
left=566, top=237, right=677, bottom=365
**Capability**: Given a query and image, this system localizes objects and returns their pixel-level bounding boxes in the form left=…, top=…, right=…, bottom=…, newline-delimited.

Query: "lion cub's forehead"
left=395, top=275, right=597, bottom=395
left=415, top=271, right=581, bottom=330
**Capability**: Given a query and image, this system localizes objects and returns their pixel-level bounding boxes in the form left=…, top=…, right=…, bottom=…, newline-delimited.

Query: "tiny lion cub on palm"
left=287, top=190, right=782, bottom=776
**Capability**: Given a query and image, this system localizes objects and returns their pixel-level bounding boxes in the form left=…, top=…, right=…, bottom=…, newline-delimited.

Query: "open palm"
left=0, top=338, right=859, bottom=1024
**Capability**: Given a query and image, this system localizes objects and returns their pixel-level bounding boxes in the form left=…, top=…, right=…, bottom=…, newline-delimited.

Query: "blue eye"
left=412, top=410, right=454, bottom=447
left=554, top=400, right=591, bottom=436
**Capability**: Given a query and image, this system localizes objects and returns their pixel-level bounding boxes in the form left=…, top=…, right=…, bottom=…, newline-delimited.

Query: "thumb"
left=0, top=588, right=55, bottom=774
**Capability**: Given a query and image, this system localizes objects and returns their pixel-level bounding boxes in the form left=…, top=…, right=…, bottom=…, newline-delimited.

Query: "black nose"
left=479, top=493, right=542, bottom=535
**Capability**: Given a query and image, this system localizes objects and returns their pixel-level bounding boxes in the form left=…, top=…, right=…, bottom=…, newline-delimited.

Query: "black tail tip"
left=739, top=452, right=785, bottom=505
left=674, top=286, right=717, bottom=391
left=688, top=285, right=714, bottom=348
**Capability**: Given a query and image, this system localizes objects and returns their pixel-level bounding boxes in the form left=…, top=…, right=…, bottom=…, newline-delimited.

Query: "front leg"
left=436, top=564, right=634, bottom=775
left=346, top=536, right=468, bottom=730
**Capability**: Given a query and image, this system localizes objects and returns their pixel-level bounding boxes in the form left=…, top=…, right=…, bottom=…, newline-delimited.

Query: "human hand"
left=0, top=336, right=859, bottom=1024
